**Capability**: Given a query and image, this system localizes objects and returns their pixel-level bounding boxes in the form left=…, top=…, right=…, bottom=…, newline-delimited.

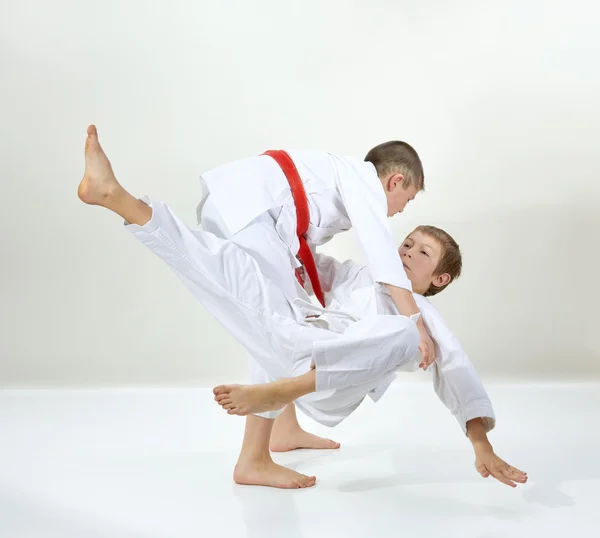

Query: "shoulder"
left=414, top=295, right=463, bottom=351
left=328, top=153, right=378, bottom=178
left=415, top=295, right=447, bottom=328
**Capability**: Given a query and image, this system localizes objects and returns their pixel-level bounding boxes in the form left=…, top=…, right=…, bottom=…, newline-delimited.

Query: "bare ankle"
left=272, top=418, right=301, bottom=436
left=235, top=453, right=272, bottom=471
left=104, top=184, right=128, bottom=204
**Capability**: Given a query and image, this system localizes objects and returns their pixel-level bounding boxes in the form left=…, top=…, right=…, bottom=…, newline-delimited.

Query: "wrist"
left=472, top=439, right=493, bottom=453
left=466, top=418, right=492, bottom=450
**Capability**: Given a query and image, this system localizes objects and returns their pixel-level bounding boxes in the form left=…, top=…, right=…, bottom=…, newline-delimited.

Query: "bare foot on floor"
left=234, top=459, right=316, bottom=489
left=213, top=383, right=291, bottom=415
left=270, top=429, right=340, bottom=452
left=77, top=125, right=122, bottom=206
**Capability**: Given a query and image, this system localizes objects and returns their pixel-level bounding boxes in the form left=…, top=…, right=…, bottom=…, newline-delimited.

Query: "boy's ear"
left=432, top=273, right=451, bottom=289
left=387, top=172, right=404, bottom=192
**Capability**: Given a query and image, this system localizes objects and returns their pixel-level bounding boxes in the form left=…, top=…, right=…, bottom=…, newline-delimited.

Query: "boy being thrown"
left=214, top=226, right=528, bottom=490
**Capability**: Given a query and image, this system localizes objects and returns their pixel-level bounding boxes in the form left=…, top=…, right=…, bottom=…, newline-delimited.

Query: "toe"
left=213, top=386, right=223, bottom=395
left=302, top=475, right=316, bottom=488
left=294, top=477, right=307, bottom=488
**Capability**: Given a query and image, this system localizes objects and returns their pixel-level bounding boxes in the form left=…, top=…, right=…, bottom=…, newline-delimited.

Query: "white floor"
left=0, top=382, right=599, bottom=538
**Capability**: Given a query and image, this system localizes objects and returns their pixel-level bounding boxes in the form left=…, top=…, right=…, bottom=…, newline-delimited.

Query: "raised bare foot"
left=213, top=383, right=291, bottom=415
left=270, top=428, right=340, bottom=452
left=233, top=459, right=316, bottom=489
left=77, top=125, right=122, bottom=206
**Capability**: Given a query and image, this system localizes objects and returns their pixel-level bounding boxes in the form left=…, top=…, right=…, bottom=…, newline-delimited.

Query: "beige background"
left=1, top=0, right=599, bottom=386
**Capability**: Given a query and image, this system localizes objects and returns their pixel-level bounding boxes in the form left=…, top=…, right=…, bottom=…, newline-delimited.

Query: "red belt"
left=262, top=150, right=326, bottom=307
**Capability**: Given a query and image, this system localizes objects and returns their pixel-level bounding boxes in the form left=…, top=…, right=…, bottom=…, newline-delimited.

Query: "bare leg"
left=233, top=414, right=317, bottom=488
left=214, top=369, right=316, bottom=416
left=77, top=125, right=152, bottom=225
left=270, top=404, right=340, bottom=452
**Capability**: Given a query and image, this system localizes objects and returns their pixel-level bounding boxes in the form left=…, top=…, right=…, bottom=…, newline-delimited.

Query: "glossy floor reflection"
left=0, top=382, right=598, bottom=537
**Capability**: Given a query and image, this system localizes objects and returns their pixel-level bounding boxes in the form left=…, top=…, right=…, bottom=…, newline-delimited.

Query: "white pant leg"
left=306, top=314, right=420, bottom=391
left=199, top=194, right=302, bottom=301
left=284, top=315, right=419, bottom=427
left=126, top=196, right=302, bottom=379
left=200, top=192, right=303, bottom=421
left=127, top=197, right=418, bottom=421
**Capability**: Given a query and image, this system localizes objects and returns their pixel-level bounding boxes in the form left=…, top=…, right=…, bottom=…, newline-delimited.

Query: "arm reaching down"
left=414, top=295, right=496, bottom=435
left=415, top=295, right=528, bottom=487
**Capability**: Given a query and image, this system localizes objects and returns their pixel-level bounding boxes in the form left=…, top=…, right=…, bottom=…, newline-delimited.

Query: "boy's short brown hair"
left=365, top=141, right=425, bottom=190
left=412, top=225, right=462, bottom=296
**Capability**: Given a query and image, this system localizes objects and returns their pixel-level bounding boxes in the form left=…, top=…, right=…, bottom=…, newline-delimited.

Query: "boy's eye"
left=421, top=251, right=429, bottom=257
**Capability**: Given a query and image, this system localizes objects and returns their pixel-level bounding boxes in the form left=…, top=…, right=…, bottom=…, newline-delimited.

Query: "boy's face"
left=398, top=231, right=450, bottom=295
left=382, top=173, right=419, bottom=217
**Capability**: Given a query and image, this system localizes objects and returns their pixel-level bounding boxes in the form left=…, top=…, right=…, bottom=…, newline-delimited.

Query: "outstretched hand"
left=475, top=447, right=528, bottom=488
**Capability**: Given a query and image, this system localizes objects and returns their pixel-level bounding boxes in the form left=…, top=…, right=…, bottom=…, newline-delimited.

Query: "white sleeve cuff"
left=459, top=398, right=496, bottom=436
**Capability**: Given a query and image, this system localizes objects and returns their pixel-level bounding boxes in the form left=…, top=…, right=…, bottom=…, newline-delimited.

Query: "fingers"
left=418, top=343, right=428, bottom=369
left=418, top=341, right=436, bottom=370
left=477, top=466, right=490, bottom=478
left=480, top=463, right=515, bottom=487
left=508, top=464, right=527, bottom=475
left=495, top=457, right=528, bottom=483
left=506, top=465, right=528, bottom=483
left=416, top=319, right=436, bottom=370
left=494, top=471, right=517, bottom=488
left=423, top=353, right=435, bottom=369
left=492, top=464, right=526, bottom=487
left=477, top=453, right=528, bottom=487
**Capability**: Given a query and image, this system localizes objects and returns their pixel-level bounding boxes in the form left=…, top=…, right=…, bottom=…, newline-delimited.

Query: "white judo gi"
left=196, top=150, right=413, bottom=301
left=127, top=196, right=418, bottom=399
left=125, top=197, right=494, bottom=436
left=196, top=150, right=418, bottom=420
left=292, top=253, right=497, bottom=434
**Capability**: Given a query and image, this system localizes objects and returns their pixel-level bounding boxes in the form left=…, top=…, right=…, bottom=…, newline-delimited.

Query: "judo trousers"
left=126, top=197, right=420, bottom=417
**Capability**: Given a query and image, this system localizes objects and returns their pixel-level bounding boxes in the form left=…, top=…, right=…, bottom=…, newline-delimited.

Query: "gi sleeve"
left=415, top=296, right=496, bottom=436
left=331, top=155, right=412, bottom=291
left=314, top=252, right=362, bottom=291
